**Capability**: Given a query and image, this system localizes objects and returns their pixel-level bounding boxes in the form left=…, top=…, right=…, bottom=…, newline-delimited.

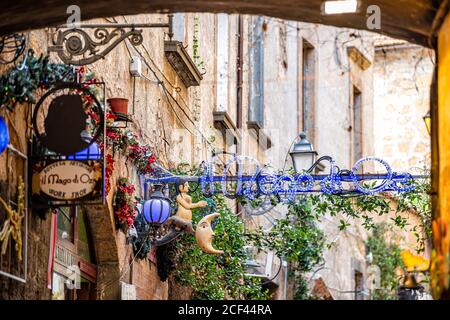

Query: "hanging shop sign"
left=32, top=159, right=103, bottom=206
left=30, top=82, right=106, bottom=207
left=32, top=83, right=104, bottom=156
left=38, top=160, right=99, bottom=201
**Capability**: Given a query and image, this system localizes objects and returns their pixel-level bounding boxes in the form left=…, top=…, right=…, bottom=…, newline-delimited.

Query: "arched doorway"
left=50, top=205, right=120, bottom=300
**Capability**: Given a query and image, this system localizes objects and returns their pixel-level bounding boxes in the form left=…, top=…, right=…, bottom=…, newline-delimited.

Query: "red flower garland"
left=113, top=178, right=137, bottom=228
left=105, top=153, right=115, bottom=195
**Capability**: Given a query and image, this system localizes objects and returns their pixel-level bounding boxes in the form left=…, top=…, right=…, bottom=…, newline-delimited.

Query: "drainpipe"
left=237, top=15, right=244, bottom=135
left=236, top=15, right=244, bottom=216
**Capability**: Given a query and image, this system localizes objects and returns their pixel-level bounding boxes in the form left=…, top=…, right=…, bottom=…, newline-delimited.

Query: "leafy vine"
left=365, top=223, right=404, bottom=300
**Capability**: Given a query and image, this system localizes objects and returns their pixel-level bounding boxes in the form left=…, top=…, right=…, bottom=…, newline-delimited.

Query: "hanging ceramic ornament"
left=0, top=115, right=10, bottom=154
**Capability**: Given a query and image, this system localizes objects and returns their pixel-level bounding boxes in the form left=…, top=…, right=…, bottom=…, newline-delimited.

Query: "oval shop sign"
left=39, top=161, right=96, bottom=200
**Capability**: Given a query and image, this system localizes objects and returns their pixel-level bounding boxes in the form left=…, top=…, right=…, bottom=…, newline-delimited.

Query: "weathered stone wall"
left=373, top=42, right=433, bottom=172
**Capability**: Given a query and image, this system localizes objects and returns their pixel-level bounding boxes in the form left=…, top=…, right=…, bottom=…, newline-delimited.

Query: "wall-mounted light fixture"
left=423, top=110, right=431, bottom=135
left=143, top=184, right=171, bottom=225
left=322, top=0, right=359, bottom=15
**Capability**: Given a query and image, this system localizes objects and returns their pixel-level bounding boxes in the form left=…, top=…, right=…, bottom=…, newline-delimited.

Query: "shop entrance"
left=51, top=206, right=97, bottom=300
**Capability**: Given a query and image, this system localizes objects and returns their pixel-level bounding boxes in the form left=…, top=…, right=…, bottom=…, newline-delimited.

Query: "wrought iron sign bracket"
left=49, top=15, right=173, bottom=66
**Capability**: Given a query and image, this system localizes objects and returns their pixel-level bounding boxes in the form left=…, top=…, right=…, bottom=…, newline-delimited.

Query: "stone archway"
left=1, top=0, right=449, bottom=300
left=83, top=204, right=120, bottom=300
left=0, top=0, right=440, bottom=48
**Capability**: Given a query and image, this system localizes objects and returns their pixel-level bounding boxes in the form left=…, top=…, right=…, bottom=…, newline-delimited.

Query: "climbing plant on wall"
left=160, top=165, right=269, bottom=299
left=395, top=178, right=432, bottom=253
left=244, top=196, right=326, bottom=300
left=365, top=223, right=404, bottom=300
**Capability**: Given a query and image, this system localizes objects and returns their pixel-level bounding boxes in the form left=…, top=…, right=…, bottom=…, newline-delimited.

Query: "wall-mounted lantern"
left=143, top=184, right=171, bottom=225
left=423, top=110, right=431, bottom=135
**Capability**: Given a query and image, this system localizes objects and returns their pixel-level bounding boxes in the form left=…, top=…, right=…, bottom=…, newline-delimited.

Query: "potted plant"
left=107, top=98, right=129, bottom=115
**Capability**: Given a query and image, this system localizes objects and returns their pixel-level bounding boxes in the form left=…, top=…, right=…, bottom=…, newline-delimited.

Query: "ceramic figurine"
left=165, top=179, right=223, bottom=254
left=166, top=179, right=207, bottom=234
left=195, top=213, right=224, bottom=255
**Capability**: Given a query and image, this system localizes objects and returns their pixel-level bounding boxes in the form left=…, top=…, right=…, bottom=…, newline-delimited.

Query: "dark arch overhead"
left=0, top=1, right=444, bottom=47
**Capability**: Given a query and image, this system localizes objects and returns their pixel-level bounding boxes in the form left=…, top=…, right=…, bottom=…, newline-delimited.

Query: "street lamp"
left=423, top=111, right=431, bottom=135
left=289, top=132, right=318, bottom=172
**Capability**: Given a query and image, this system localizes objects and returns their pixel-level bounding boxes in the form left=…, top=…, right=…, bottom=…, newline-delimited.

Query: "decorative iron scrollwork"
left=49, top=16, right=173, bottom=66
left=50, top=27, right=143, bottom=66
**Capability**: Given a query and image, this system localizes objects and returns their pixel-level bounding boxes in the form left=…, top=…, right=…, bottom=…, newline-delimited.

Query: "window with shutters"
left=248, top=16, right=265, bottom=129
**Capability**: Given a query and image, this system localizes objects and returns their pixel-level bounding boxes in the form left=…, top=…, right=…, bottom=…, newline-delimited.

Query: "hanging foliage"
left=113, top=177, right=137, bottom=229
left=366, top=224, right=404, bottom=300
left=106, top=126, right=156, bottom=175
left=104, top=112, right=156, bottom=198
left=167, top=165, right=269, bottom=300
left=0, top=50, right=72, bottom=110
left=156, top=241, right=177, bottom=282
left=105, top=153, right=115, bottom=195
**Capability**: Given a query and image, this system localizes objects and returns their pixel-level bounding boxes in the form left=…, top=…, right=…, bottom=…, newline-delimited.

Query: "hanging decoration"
left=146, top=154, right=426, bottom=203
left=141, top=179, right=223, bottom=255
left=0, top=50, right=73, bottom=111
left=164, top=179, right=207, bottom=235
left=0, top=33, right=26, bottom=65
left=0, top=115, right=10, bottom=154
left=195, top=213, right=224, bottom=255
left=0, top=176, right=25, bottom=261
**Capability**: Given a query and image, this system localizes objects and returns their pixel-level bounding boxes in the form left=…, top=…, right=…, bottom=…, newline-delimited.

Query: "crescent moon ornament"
left=195, top=213, right=224, bottom=255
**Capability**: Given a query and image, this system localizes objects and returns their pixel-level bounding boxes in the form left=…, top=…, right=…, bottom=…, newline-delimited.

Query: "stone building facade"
left=0, top=12, right=432, bottom=300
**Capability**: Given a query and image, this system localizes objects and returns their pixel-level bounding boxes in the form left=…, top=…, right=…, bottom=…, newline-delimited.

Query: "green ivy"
left=245, top=197, right=325, bottom=299
left=163, top=164, right=430, bottom=300
left=365, top=223, right=404, bottom=300
left=245, top=198, right=325, bottom=272
left=395, top=178, right=432, bottom=253
left=167, top=165, right=269, bottom=300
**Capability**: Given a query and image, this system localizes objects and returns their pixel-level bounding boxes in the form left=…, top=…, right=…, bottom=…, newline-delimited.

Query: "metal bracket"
left=49, top=15, right=173, bottom=66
